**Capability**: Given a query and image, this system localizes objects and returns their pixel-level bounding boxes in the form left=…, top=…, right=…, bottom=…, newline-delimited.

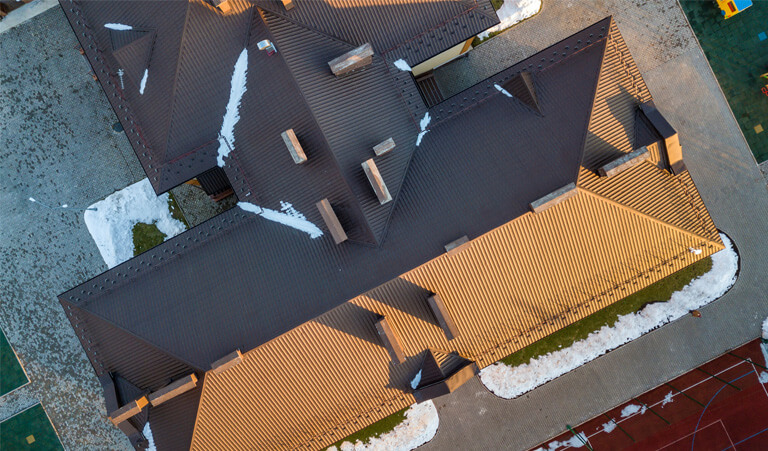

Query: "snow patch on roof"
left=479, top=233, right=738, bottom=399
left=104, top=23, right=133, bottom=31
left=410, top=370, right=422, bottom=389
left=143, top=422, right=156, bottom=451
left=477, top=0, right=541, bottom=40
left=533, top=431, right=588, bottom=451
left=393, top=59, right=412, bottom=72
left=494, top=83, right=513, bottom=98
left=238, top=201, right=323, bottom=239
left=327, top=400, right=438, bottom=451
left=83, top=179, right=187, bottom=268
left=416, top=112, right=431, bottom=147
left=139, top=69, right=148, bottom=95
left=217, top=49, right=249, bottom=167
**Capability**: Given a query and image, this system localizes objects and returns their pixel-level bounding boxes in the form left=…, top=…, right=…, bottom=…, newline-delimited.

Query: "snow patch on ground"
left=143, top=422, right=156, bottom=451
left=84, top=179, right=187, bottom=268
left=410, top=370, right=422, bottom=389
left=104, top=23, right=132, bottom=30
left=477, top=0, right=541, bottom=40
left=534, top=432, right=588, bottom=451
left=217, top=49, right=248, bottom=167
left=139, top=69, right=148, bottom=95
left=327, top=400, right=438, bottom=451
left=661, top=391, right=674, bottom=407
left=238, top=201, right=322, bottom=239
left=601, top=420, right=616, bottom=434
left=494, top=83, right=513, bottom=97
left=479, top=233, right=738, bottom=399
left=762, top=317, right=768, bottom=340
left=393, top=59, right=412, bottom=72
left=759, top=372, right=768, bottom=384
left=621, top=404, right=646, bottom=418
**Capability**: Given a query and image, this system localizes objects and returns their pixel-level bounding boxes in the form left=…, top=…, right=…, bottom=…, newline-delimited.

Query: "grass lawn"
left=679, top=0, right=768, bottom=162
left=499, top=256, right=713, bottom=367
left=328, top=407, right=408, bottom=449
left=132, top=193, right=189, bottom=256
left=0, top=404, right=63, bottom=450
left=0, top=329, right=28, bottom=397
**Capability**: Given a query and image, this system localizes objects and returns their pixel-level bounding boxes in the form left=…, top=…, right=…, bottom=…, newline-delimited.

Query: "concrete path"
left=0, top=6, right=136, bottom=450
left=426, top=1, right=768, bottom=450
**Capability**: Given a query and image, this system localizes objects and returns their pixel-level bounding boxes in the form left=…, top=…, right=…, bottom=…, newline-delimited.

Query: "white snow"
left=216, top=49, right=249, bottom=167
left=477, top=0, right=541, bottom=40
left=143, top=422, right=156, bottom=451
left=104, top=23, right=132, bottom=31
left=760, top=372, right=768, bottom=384
left=494, top=83, right=513, bottom=98
left=410, top=370, right=422, bottom=390
left=83, top=179, right=187, bottom=268
left=534, top=432, right=588, bottom=451
left=601, top=420, right=616, bottom=434
left=327, top=400, right=438, bottom=451
left=620, top=404, right=646, bottom=418
left=139, top=69, right=148, bottom=95
left=762, top=317, right=768, bottom=340
left=479, top=233, right=738, bottom=399
left=415, top=112, right=431, bottom=147
left=661, top=391, right=674, bottom=407
left=393, top=59, right=412, bottom=72
left=689, top=247, right=702, bottom=255
left=238, top=201, right=323, bottom=239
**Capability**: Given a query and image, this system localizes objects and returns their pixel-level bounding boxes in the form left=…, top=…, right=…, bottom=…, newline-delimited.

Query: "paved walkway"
left=0, top=7, right=136, bottom=450
left=426, top=1, right=768, bottom=450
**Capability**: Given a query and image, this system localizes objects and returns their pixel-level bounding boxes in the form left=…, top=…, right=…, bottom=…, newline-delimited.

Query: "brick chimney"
left=328, top=43, right=374, bottom=77
left=362, top=158, right=392, bottom=204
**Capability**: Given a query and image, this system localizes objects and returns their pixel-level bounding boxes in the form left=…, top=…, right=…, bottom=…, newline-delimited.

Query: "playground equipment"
left=717, top=0, right=753, bottom=19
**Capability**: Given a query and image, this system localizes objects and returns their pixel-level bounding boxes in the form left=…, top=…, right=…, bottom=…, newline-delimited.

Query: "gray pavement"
left=425, top=1, right=768, bottom=450
left=0, top=6, right=136, bottom=450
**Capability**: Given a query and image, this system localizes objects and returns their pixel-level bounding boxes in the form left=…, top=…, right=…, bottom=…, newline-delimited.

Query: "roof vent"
left=210, top=349, right=243, bottom=374
left=328, top=43, right=374, bottom=77
left=281, top=129, right=307, bottom=164
left=148, top=374, right=198, bottom=407
left=373, top=138, right=396, bottom=156
left=108, top=396, right=149, bottom=426
left=316, top=198, right=348, bottom=244
left=444, top=235, right=470, bottom=256
left=257, top=39, right=277, bottom=56
left=281, top=0, right=295, bottom=10
left=362, top=158, right=392, bottom=204
left=210, top=0, right=232, bottom=13
left=375, top=316, right=405, bottom=363
left=427, top=294, right=459, bottom=340
left=640, top=102, right=685, bottom=174
left=502, top=71, right=541, bottom=114
left=529, top=183, right=577, bottom=213
left=598, top=147, right=650, bottom=177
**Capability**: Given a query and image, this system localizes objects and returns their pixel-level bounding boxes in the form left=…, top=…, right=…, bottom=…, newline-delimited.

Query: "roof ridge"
left=578, top=187, right=723, bottom=250
left=256, top=2, right=358, bottom=48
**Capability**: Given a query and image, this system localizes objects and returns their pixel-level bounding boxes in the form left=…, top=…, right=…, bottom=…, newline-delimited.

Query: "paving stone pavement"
left=0, top=7, right=137, bottom=450
left=425, top=1, right=768, bottom=450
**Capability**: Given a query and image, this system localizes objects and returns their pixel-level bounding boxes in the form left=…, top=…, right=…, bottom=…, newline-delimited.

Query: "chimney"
left=281, top=0, right=295, bottom=10
left=328, top=43, right=374, bottom=77
left=444, top=235, right=470, bottom=256
left=211, top=349, right=243, bottom=374
left=148, top=374, right=198, bottom=407
left=375, top=316, right=405, bottom=363
left=427, top=293, right=459, bottom=340
left=257, top=39, right=277, bottom=56
left=362, top=158, right=392, bottom=204
left=210, top=0, right=231, bottom=13
left=281, top=129, right=307, bottom=164
left=316, top=198, right=348, bottom=244
left=373, top=138, right=396, bottom=156
left=529, top=183, right=577, bottom=213
left=598, top=147, right=650, bottom=177
left=108, top=396, right=149, bottom=426
left=640, top=102, right=685, bottom=174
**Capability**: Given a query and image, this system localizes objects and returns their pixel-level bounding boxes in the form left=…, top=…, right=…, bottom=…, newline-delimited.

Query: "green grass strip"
left=132, top=222, right=167, bottom=257
left=328, top=407, right=408, bottom=449
left=499, top=257, right=713, bottom=367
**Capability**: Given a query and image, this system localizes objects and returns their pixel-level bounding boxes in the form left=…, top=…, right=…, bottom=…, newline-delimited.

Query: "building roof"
left=58, top=9, right=723, bottom=451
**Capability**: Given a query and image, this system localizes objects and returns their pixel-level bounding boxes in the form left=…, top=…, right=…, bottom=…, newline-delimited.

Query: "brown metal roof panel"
left=150, top=382, right=203, bottom=451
